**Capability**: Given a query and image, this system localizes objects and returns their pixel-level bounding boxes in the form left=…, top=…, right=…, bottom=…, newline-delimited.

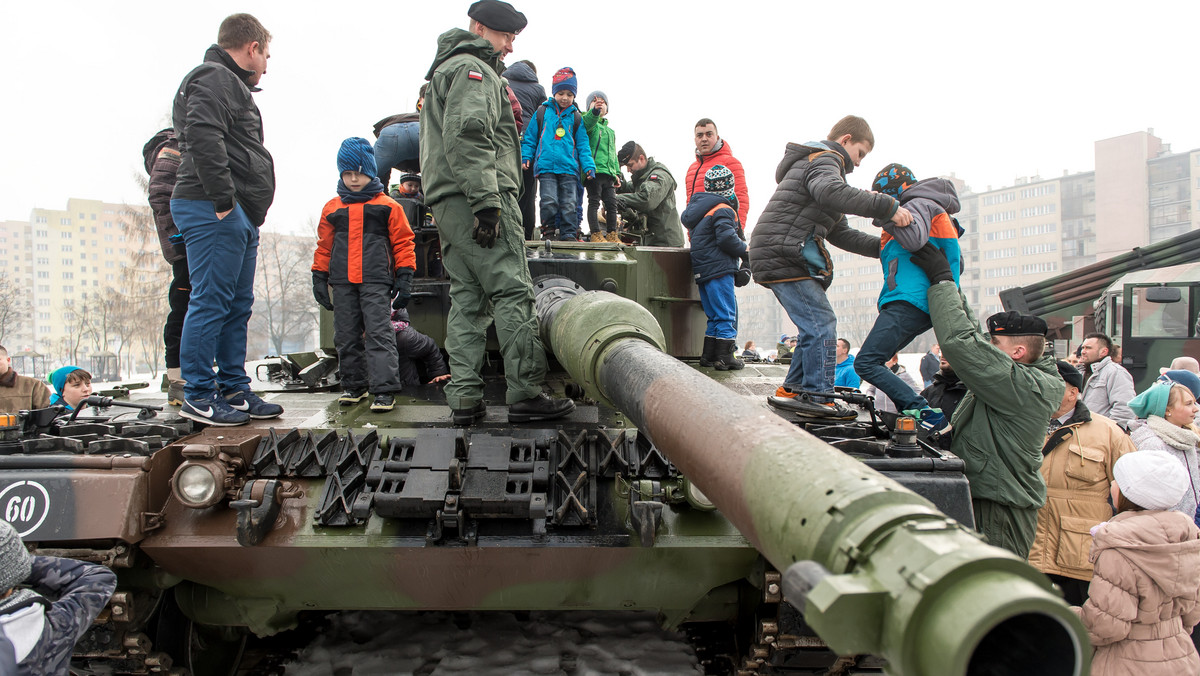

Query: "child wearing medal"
left=521, top=66, right=596, bottom=241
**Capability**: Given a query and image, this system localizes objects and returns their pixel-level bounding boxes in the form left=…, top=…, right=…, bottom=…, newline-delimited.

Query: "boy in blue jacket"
left=680, top=165, right=748, bottom=371
left=521, top=67, right=595, bottom=241
left=854, top=164, right=962, bottom=429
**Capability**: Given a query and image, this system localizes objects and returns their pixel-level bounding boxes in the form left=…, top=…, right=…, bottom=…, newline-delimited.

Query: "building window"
left=1022, top=262, right=1059, bottom=274
left=1022, top=243, right=1058, bottom=255
left=1020, top=223, right=1057, bottom=236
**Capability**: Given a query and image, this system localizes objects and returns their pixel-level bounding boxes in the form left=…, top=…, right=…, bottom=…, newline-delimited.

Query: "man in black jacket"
left=502, top=60, right=545, bottom=238
left=171, top=13, right=281, bottom=426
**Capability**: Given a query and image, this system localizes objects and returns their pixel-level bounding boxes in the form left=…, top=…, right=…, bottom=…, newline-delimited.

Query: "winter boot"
left=699, top=336, right=718, bottom=367
left=714, top=339, right=745, bottom=371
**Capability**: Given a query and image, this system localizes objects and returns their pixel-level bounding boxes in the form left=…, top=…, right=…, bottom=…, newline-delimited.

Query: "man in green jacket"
left=419, top=0, right=574, bottom=425
left=911, top=245, right=1064, bottom=557
left=616, top=141, right=684, bottom=247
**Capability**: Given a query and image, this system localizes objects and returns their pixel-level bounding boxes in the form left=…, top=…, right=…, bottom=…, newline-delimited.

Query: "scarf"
left=336, top=177, right=385, bottom=204
left=0, top=370, right=15, bottom=388
left=1146, top=414, right=1200, bottom=451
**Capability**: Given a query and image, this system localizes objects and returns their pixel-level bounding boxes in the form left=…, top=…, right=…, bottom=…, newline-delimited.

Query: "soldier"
left=910, top=245, right=1065, bottom=557
left=420, top=0, right=575, bottom=425
left=616, top=141, right=684, bottom=247
left=0, top=520, right=117, bottom=673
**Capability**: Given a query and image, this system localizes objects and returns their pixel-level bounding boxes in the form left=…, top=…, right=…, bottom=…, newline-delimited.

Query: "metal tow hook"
left=232, top=479, right=299, bottom=547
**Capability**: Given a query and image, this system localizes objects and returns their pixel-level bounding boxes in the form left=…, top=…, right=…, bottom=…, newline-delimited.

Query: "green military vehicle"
left=1001, top=229, right=1200, bottom=390
left=0, top=202, right=1088, bottom=676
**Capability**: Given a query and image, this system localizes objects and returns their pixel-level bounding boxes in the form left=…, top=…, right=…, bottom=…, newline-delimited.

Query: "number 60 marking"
left=0, top=481, right=51, bottom=537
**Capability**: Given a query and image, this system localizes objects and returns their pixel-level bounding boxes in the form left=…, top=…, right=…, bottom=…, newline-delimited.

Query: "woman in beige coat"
left=1074, top=451, right=1200, bottom=675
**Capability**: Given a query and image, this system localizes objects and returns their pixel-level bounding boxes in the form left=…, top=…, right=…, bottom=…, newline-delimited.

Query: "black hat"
left=986, top=311, right=1047, bottom=337
left=468, top=0, right=527, bottom=33
left=617, top=140, right=637, bottom=165
left=1056, top=360, right=1083, bottom=389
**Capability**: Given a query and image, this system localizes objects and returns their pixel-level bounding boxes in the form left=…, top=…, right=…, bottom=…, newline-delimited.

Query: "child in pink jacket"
left=1074, top=450, right=1200, bottom=675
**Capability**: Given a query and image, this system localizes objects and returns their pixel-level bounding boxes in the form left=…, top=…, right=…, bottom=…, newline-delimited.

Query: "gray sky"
left=3, top=1, right=1198, bottom=236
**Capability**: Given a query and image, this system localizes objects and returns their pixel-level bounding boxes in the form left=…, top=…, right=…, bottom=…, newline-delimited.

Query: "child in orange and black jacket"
left=312, top=137, right=416, bottom=412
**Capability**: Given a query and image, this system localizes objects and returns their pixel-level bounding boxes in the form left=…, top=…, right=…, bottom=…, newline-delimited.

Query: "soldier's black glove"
left=734, top=253, right=752, bottom=287
left=910, top=243, right=954, bottom=284
left=472, top=208, right=501, bottom=248
left=312, top=271, right=333, bottom=311
left=391, top=267, right=414, bottom=309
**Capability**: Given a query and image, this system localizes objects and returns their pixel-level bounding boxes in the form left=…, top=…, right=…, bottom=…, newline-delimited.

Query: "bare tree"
left=114, top=190, right=170, bottom=377
left=252, top=227, right=318, bottom=357
left=0, top=273, right=30, bottom=346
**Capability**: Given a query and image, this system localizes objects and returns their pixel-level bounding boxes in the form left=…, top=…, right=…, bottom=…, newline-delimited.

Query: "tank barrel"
left=535, top=281, right=1090, bottom=676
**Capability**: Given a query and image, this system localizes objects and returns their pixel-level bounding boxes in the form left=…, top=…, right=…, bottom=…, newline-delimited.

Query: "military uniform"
left=419, top=28, right=548, bottom=410
left=619, top=158, right=684, bottom=247
left=926, top=282, right=1065, bottom=557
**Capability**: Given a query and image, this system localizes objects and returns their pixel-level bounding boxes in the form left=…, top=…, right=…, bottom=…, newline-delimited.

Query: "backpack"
left=534, top=102, right=583, bottom=147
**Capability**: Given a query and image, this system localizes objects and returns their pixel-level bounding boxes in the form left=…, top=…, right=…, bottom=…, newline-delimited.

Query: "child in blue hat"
left=47, top=366, right=92, bottom=411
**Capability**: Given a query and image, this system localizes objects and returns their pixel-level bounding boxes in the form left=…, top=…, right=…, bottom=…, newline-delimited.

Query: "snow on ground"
left=282, top=610, right=705, bottom=676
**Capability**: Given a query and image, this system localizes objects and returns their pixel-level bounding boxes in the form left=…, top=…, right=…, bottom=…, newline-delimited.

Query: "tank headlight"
left=684, top=478, right=717, bottom=512
left=172, top=461, right=226, bottom=509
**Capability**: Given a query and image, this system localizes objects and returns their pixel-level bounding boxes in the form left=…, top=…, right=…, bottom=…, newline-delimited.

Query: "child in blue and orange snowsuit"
left=855, top=163, right=962, bottom=429
left=312, top=138, right=416, bottom=412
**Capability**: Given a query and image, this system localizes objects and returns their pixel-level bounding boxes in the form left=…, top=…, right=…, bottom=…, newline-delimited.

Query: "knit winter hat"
left=704, top=165, right=736, bottom=201
left=47, top=365, right=87, bottom=394
left=0, top=521, right=30, bottom=593
left=1128, top=380, right=1175, bottom=419
left=1113, top=450, right=1190, bottom=510
left=585, top=91, right=608, bottom=111
left=872, top=163, right=917, bottom=198
left=337, top=137, right=377, bottom=179
left=552, top=67, right=578, bottom=96
left=1159, top=369, right=1200, bottom=400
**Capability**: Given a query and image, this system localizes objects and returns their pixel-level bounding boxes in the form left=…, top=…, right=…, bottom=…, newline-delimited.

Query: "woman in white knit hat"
left=1073, top=451, right=1200, bottom=675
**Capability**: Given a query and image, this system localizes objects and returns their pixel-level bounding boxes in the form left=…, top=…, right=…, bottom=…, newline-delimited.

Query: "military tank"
left=0, top=202, right=1089, bottom=675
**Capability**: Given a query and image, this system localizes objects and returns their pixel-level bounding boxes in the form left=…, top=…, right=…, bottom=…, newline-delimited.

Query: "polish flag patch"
left=468, top=70, right=483, bottom=81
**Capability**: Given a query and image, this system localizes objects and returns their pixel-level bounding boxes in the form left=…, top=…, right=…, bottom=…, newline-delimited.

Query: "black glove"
left=910, top=243, right=954, bottom=284
left=472, top=208, right=500, bottom=248
left=391, top=267, right=414, bottom=309
left=312, top=271, right=333, bottom=310
left=734, top=253, right=752, bottom=287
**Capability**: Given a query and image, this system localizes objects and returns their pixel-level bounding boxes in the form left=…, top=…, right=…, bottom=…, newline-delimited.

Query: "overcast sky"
left=3, top=1, right=1198, bottom=236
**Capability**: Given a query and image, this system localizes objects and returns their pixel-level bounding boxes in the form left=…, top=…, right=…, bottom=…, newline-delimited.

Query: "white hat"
left=1114, top=451, right=1191, bottom=511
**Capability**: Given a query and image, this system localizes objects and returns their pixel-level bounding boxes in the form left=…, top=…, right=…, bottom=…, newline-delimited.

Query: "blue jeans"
left=698, top=275, right=738, bottom=339
left=374, top=121, right=419, bottom=183
left=539, top=173, right=580, bottom=239
left=171, top=199, right=259, bottom=399
left=855, top=300, right=932, bottom=412
left=769, top=279, right=837, bottom=401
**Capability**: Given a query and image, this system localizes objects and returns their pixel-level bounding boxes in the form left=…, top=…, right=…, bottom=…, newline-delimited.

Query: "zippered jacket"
left=749, top=141, right=896, bottom=287
left=686, top=139, right=749, bottom=226
left=876, top=177, right=962, bottom=312
left=680, top=192, right=746, bottom=283
left=582, top=109, right=619, bottom=179
left=172, top=44, right=275, bottom=227
left=313, top=193, right=416, bottom=285
left=521, top=100, right=594, bottom=177
left=419, top=29, right=521, bottom=211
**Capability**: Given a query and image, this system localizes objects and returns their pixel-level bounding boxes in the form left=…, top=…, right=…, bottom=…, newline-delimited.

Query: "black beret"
left=986, top=310, right=1047, bottom=337
left=468, top=0, right=527, bottom=33
left=617, top=140, right=637, bottom=165
left=1056, top=360, right=1083, bottom=389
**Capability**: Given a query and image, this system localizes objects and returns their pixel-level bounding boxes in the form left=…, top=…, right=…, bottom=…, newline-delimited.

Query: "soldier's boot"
left=508, top=393, right=576, bottom=423
left=698, top=336, right=718, bottom=368
left=714, top=339, right=745, bottom=371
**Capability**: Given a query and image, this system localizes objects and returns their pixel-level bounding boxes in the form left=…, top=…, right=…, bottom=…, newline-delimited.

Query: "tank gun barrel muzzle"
left=534, top=281, right=1089, bottom=676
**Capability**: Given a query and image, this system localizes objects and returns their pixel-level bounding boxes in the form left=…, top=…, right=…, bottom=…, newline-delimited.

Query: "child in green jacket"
left=582, top=91, right=620, bottom=242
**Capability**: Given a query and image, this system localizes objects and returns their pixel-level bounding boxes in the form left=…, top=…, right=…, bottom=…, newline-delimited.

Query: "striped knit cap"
left=337, top=137, right=377, bottom=178
left=704, top=164, right=736, bottom=201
